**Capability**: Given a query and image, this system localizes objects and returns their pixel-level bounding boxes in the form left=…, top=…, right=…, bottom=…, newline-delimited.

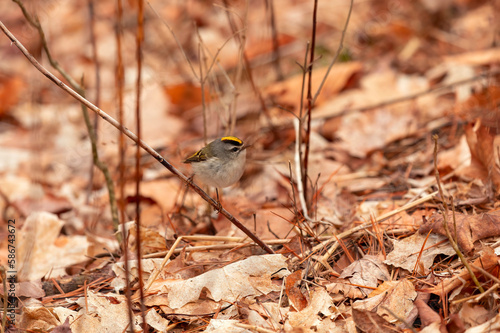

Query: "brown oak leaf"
left=419, top=210, right=500, bottom=254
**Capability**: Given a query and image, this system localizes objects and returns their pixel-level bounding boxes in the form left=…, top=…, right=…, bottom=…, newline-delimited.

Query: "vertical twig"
left=134, top=0, right=147, bottom=330
left=222, top=0, right=273, bottom=132
left=86, top=0, right=101, bottom=204
left=294, top=118, right=310, bottom=222
left=294, top=43, right=310, bottom=219
left=432, top=135, right=484, bottom=293
left=266, top=0, right=283, bottom=80
left=221, top=0, right=248, bottom=135
left=197, top=41, right=208, bottom=145
left=79, top=84, right=119, bottom=237
left=300, top=0, right=353, bottom=213
left=301, top=0, right=319, bottom=210
left=311, top=0, right=353, bottom=104
left=114, top=1, right=134, bottom=331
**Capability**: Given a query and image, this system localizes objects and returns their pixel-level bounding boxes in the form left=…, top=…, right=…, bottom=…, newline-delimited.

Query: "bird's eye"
left=231, top=147, right=239, bottom=152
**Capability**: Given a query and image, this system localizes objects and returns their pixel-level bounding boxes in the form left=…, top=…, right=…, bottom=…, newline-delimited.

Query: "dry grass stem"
left=432, top=134, right=484, bottom=294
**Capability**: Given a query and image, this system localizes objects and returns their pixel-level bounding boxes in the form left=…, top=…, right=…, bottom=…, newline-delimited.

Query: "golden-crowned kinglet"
left=183, top=136, right=248, bottom=188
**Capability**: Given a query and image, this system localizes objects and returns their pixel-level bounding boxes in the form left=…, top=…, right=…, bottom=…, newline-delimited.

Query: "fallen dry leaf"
left=127, top=224, right=167, bottom=256
left=414, top=299, right=442, bottom=329
left=16, top=280, right=45, bottom=298
left=204, top=319, right=248, bottom=333
left=352, top=308, right=402, bottom=333
left=285, top=269, right=308, bottom=311
left=150, top=254, right=289, bottom=309
left=353, top=279, right=417, bottom=327
left=464, top=313, right=500, bottom=333
left=18, top=212, right=89, bottom=281
left=335, top=107, right=419, bottom=158
left=71, top=290, right=143, bottom=333
left=419, top=210, right=500, bottom=254
left=264, top=61, right=363, bottom=110
left=459, top=303, right=494, bottom=328
left=285, top=287, right=336, bottom=331
left=337, top=255, right=391, bottom=298
left=384, top=233, right=455, bottom=275
left=463, top=123, right=500, bottom=194
left=111, top=258, right=167, bottom=292
left=50, top=318, right=72, bottom=333
left=421, top=247, right=498, bottom=296
left=0, top=74, right=24, bottom=116
left=19, top=304, right=60, bottom=332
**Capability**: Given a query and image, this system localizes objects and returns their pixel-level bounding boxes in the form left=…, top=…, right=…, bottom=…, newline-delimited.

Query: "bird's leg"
left=215, top=188, right=223, bottom=212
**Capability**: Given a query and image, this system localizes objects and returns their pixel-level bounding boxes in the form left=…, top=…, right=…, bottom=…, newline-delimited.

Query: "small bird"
left=183, top=136, right=248, bottom=188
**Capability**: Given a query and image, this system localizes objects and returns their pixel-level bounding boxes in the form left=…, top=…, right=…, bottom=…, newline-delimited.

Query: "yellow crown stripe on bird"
left=221, top=136, right=243, bottom=145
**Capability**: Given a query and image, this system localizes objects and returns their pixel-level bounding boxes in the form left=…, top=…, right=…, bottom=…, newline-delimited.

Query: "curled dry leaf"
left=18, top=305, right=60, bottom=332
left=352, top=279, right=417, bottom=327
left=414, top=299, right=445, bottom=332
left=50, top=317, right=72, bottom=333
left=285, top=269, right=308, bottom=311
left=455, top=85, right=500, bottom=194
left=127, top=224, right=167, bottom=256
left=16, top=280, right=45, bottom=298
left=285, top=287, right=336, bottom=331
left=459, top=303, right=494, bottom=328
left=327, top=255, right=391, bottom=299
left=419, top=210, right=500, bottom=254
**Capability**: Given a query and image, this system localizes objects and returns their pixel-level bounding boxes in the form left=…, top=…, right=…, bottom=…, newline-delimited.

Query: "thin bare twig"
left=302, top=0, right=319, bottom=209
left=221, top=0, right=248, bottom=135
left=86, top=0, right=101, bottom=204
left=220, top=0, right=273, bottom=130
left=294, top=118, right=312, bottom=223
left=294, top=42, right=310, bottom=220
left=143, top=235, right=332, bottom=258
left=432, top=134, right=484, bottom=293
left=266, top=0, right=283, bottom=80
left=302, top=0, right=354, bottom=211
left=134, top=0, right=147, bottom=330
left=146, top=1, right=199, bottom=81
left=142, top=237, right=184, bottom=295
left=113, top=1, right=133, bottom=332
left=311, top=0, right=353, bottom=104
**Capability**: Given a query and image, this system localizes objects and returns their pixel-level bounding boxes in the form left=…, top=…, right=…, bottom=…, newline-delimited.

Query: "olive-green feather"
left=183, top=149, right=207, bottom=163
